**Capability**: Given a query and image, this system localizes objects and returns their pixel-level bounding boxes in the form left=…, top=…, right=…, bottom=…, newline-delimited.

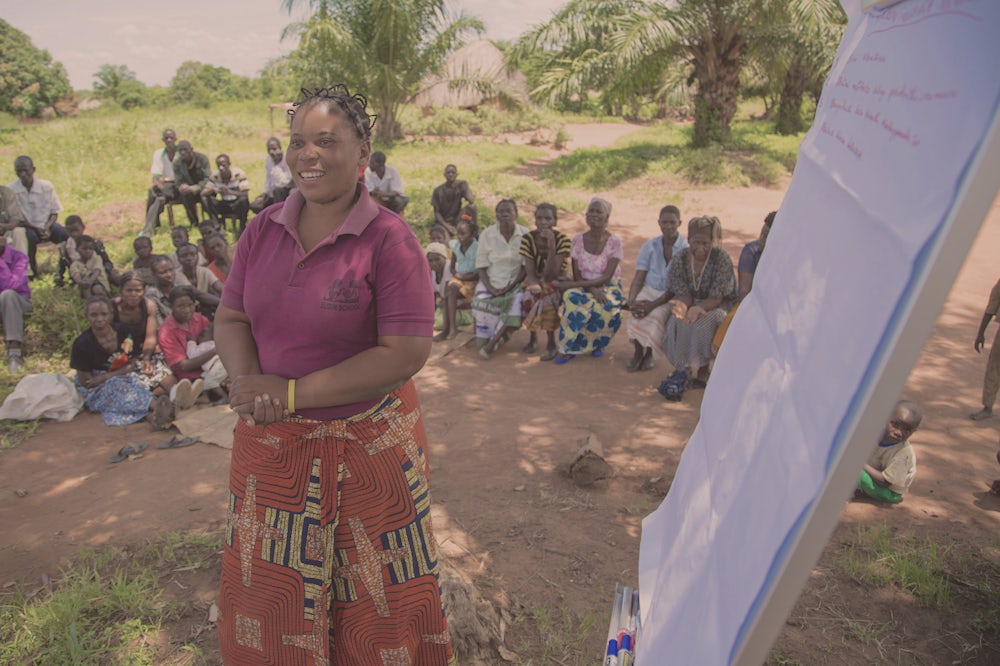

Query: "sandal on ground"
left=553, top=354, right=575, bottom=365
left=110, top=441, right=148, bottom=463
left=657, top=370, right=688, bottom=402
left=591, top=348, right=604, bottom=358
left=156, top=435, right=200, bottom=449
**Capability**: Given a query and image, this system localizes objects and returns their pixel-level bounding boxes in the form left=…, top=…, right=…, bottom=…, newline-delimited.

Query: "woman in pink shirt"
left=214, top=85, right=452, bottom=665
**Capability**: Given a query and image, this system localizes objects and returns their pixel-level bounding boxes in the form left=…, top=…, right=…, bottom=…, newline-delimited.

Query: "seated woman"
left=112, top=272, right=175, bottom=395
left=71, top=295, right=173, bottom=427
left=471, top=199, right=528, bottom=358
left=553, top=197, right=625, bottom=363
left=435, top=218, right=478, bottom=341
left=657, top=216, right=737, bottom=401
left=205, top=233, right=232, bottom=283
left=626, top=205, right=688, bottom=372
left=520, top=203, right=571, bottom=361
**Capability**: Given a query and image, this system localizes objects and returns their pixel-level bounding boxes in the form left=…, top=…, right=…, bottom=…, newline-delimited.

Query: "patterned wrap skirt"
left=521, top=282, right=562, bottom=332
left=218, top=380, right=453, bottom=665
left=625, top=285, right=671, bottom=359
left=75, top=372, right=154, bottom=426
left=470, top=284, right=523, bottom=346
left=556, top=280, right=625, bottom=355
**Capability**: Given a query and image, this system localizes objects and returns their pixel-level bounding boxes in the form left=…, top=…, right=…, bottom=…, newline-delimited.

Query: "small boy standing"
left=856, top=400, right=921, bottom=503
left=69, top=235, right=111, bottom=297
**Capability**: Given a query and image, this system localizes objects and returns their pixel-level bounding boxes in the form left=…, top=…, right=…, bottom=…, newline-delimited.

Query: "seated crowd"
left=0, top=148, right=240, bottom=429
left=422, top=187, right=776, bottom=405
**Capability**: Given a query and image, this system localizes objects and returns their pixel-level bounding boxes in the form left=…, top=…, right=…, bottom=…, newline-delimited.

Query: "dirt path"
left=1, top=123, right=999, bottom=664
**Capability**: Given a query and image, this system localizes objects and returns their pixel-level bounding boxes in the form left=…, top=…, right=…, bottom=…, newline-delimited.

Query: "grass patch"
left=0, top=532, right=221, bottom=665
left=839, top=524, right=953, bottom=609
left=514, top=604, right=599, bottom=665
left=541, top=119, right=803, bottom=190
left=0, top=418, right=40, bottom=449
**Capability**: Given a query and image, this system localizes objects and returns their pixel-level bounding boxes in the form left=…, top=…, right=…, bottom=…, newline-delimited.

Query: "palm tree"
left=280, top=0, right=484, bottom=142
left=511, top=0, right=770, bottom=146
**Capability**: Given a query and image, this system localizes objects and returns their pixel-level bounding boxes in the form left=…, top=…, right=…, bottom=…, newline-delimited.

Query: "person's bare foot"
left=640, top=355, right=655, bottom=371
left=433, top=331, right=450, bottom=342
left=522, top=340, right=537, bottom=354
left=626, top=354, right=643, bottom=372
left=970, top=407, right=993, bottom=421
left=540, top=347, right=557, bottom=362
left=445, top=330, right=458, bottom=340
left=478, top=346, right=491, bottom=360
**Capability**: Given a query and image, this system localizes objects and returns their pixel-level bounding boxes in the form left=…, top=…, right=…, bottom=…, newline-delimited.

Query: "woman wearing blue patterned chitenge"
left=554, top=197, right=625, bottom=363
left=472, top=199, right=528, bottom=359
left=71, top=295, right=173, bottom=426
left=658, top=216, right=737, bottom=401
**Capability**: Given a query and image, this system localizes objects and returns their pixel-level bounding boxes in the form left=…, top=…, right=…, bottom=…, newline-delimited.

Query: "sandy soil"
left=1, top=123, right=998, bottom=664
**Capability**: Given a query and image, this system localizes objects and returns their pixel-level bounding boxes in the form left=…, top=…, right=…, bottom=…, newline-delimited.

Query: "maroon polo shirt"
left=222, top=185, right=433, bottom=419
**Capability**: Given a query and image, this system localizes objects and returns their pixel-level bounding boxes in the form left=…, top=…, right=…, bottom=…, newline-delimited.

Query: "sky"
left=2, top=0, right=569, bottom=90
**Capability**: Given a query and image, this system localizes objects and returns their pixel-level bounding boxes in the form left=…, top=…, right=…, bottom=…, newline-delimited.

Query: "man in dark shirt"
left=431, top=164, right=475, bottom=236
left=173, top=141, right=211, bottom=226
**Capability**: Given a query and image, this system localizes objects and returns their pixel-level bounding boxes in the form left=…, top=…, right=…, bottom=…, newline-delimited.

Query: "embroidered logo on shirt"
left=321, top=279, right=364, bottom=311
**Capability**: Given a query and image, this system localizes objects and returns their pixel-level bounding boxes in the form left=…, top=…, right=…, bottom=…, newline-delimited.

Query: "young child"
left=57, top=215, right=119, bottom=287
left=435, top=219, right=477, bottom=341
left=425, top=242, right=452, bottom=308
left=197, top=218, right=223, bottom=264
left=520, top=203, right=571, bottom=361
left=429, top=224, right=451, bottom=248
left=174, top=242, right=222, bottom=318
left=157, top=285, right=229, bottom=406
left=856, top=400, right=921, bottom=503
left=69, top=235, right=111, bottom=297
left=168, top=225, right=207, bottom=269
left=132, top=236, right=156, bottom=286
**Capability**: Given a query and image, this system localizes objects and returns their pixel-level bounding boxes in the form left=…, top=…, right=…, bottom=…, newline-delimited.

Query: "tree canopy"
left=280, top=0, right=484, bottom=142
left=0, top=19, right=73, bottom=118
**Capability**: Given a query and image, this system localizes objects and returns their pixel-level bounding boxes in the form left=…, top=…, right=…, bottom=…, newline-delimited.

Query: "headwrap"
left=687, top=215, right=723, bottom=241
left=425, top=242, right=449, bottom=259
left=589, top=197, right=613, bottom=217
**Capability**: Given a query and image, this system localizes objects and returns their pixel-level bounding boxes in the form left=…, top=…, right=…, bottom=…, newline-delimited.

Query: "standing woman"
left=471, top=199, right=528, bottom=359
left=553, top=197, right=626, bottom=362
left=658, top=215, right=737, bottom=401
left=215, top=86, right=453, bottom=665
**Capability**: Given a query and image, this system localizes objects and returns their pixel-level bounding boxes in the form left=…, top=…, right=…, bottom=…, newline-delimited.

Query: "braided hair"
left=288, top=85, right=376, bottom=141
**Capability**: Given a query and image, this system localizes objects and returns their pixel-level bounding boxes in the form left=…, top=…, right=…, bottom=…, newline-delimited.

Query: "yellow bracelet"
left=287, top=378, right=296, bottom=414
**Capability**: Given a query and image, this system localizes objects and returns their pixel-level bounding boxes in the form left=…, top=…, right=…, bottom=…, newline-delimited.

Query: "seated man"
left=202, top=154, right=250, bottom=234
left=0, top=183, right=29, bottom=260
left=69, top=235, right=111, bottom=297
left=856, top=400, right=921, bottom=503
left=250, top=137, right=293, bottom=213
left=141, top=128, right=181, bottom=236
left=0, top=230, right=31, bottom=373
left=365, top=151, right=409, bottom=213
left=56, top=215, right=119, bottom=288
left=8, top=155, right=69, bottom=278
left=431, top=164, right=475, bottom=236
left=172, top=141, right=211, bottom=226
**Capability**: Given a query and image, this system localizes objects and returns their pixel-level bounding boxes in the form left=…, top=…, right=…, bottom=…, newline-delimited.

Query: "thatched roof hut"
left=413, top=40, right=529, bottom=109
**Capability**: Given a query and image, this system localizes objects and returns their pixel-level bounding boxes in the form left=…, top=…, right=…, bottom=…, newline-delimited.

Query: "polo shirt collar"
left=273, top=183, right=379, bottom=247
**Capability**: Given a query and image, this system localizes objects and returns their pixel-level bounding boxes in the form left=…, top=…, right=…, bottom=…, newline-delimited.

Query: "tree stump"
left=569, top=433, right=613, bottom=486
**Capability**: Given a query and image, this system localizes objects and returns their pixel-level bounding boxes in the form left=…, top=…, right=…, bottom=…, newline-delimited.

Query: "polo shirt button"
left=298, top=262, right=305, bottom=269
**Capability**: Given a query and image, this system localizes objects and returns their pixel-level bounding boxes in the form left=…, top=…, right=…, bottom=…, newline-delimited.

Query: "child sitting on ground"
left=157, top=285, right=229, bottom=406
left=69, top=235, right=111, bottom=297
left=856, top=400, right=921, bottom=503
left=56, top=215, right=120, bottom=287
left=132, top=236, right=156, bottom=286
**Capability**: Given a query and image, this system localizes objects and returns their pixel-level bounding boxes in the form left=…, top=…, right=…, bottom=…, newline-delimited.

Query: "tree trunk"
left=775, top=56, right=808, bottom=135
left=690, top=31, right=747, bottom=148
left=374, top=101, right=404, bottom=143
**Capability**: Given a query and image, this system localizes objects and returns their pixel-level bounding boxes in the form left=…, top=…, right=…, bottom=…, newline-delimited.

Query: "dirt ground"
left=1, top=123, right=999, bottom=665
